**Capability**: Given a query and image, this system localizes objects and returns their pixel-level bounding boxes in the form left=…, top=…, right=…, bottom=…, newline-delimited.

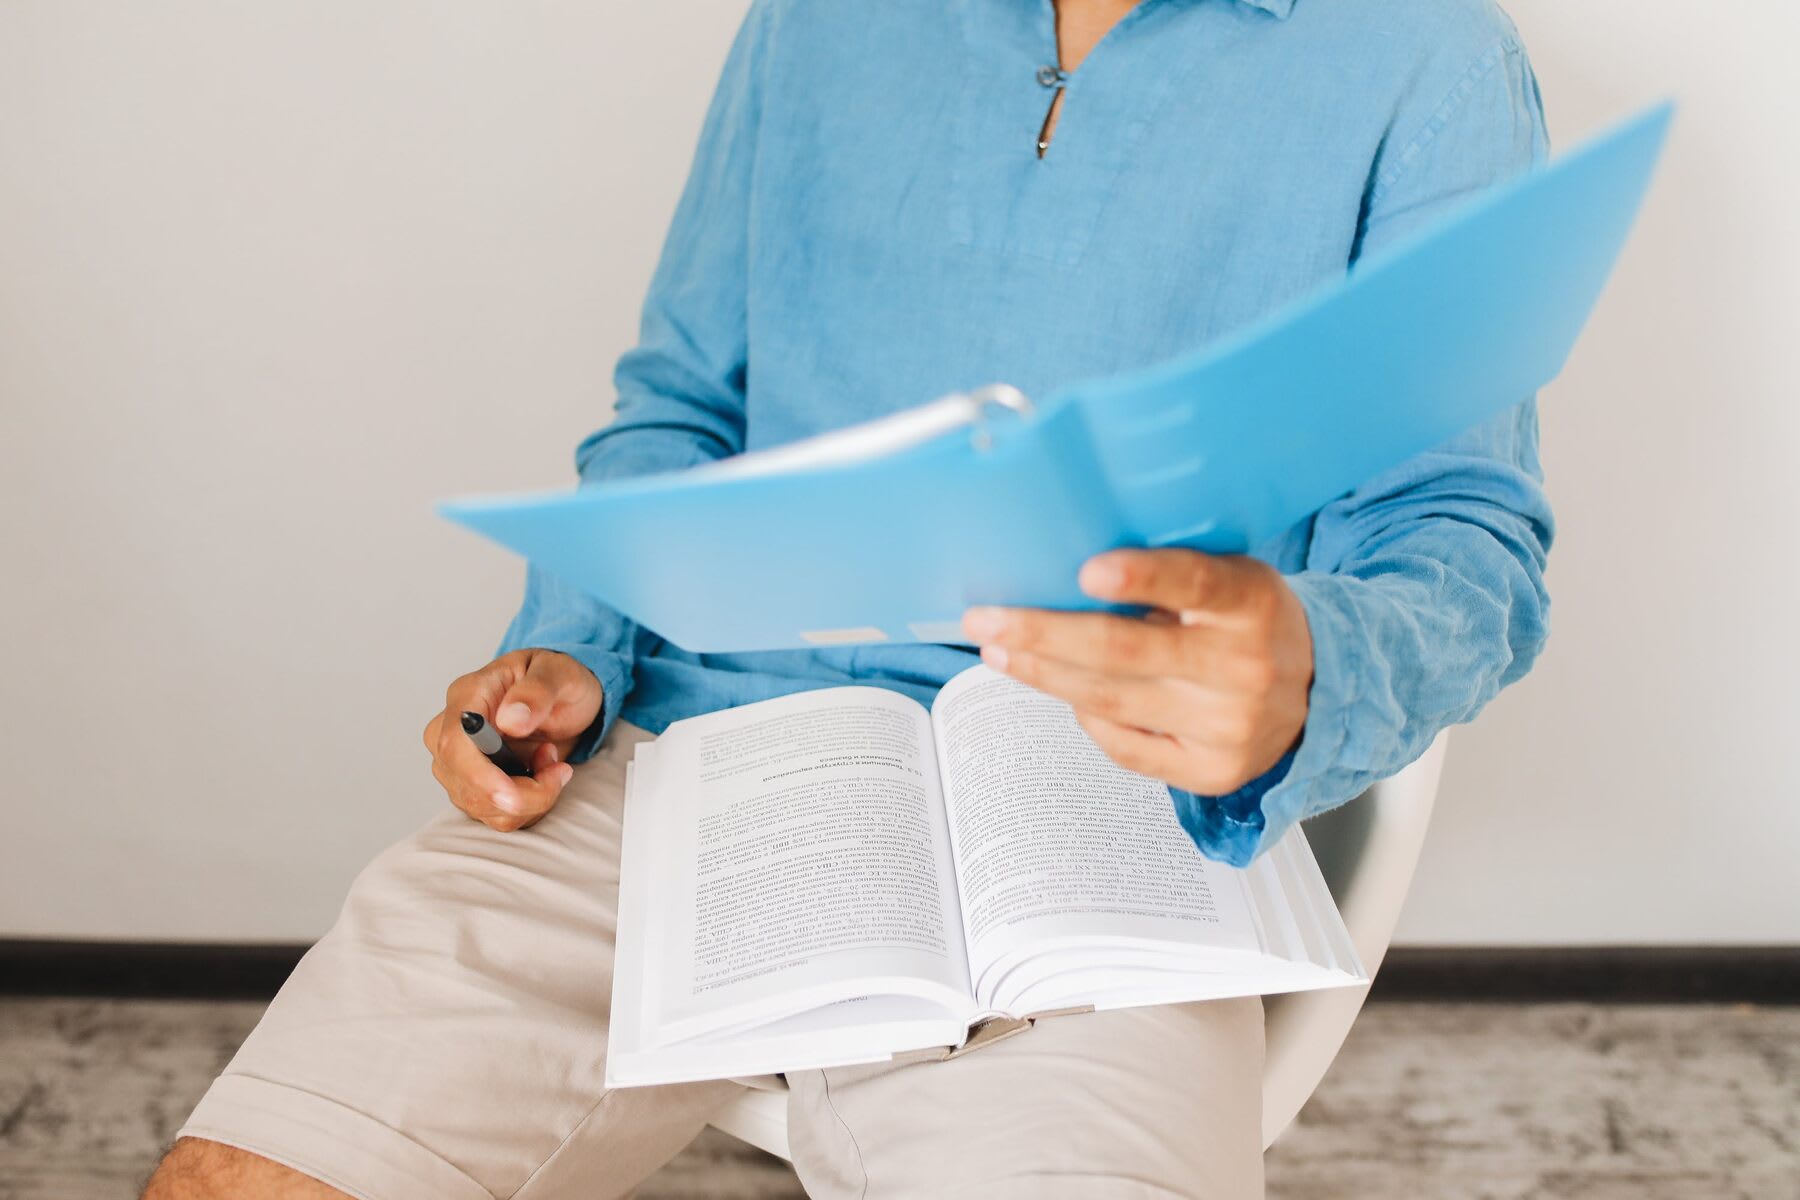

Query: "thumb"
left=1080, top=549, right=1267, bottom=620
left=495, top=651, right=597, bottom=739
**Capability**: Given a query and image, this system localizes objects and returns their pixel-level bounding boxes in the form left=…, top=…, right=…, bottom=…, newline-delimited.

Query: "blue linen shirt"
left=497, top=0, right=1555, bottom=867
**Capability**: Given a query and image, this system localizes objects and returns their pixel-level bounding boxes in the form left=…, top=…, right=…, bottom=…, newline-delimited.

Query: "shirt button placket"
left=1035, top=65, right=1067, bottom=158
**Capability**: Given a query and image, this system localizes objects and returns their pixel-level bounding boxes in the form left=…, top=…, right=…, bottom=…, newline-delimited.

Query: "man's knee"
left=141, top=1136, right=353, bottom=1199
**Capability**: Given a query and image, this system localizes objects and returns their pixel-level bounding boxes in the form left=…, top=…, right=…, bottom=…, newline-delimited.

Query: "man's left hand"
left=961, top=549, right=1314, bottom=796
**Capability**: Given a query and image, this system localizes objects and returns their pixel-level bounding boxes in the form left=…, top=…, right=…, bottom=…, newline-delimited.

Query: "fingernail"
left=498, top=702, right=531, bottom=731
left=492, top=790, right=523, bottom=814
left=963, top=608, right=1007, bottom=641
left=543, top=745, right=560, bottom=765
left=981, top=645, right=1010, bottom=671
left=1079, top=558, right=1126, bottom=596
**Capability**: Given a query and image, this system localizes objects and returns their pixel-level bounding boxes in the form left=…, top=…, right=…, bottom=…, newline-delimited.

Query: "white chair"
left=710, top=733, right=1450, bottom=1158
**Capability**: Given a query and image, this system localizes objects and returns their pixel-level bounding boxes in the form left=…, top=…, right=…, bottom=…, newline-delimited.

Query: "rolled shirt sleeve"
left=1172, top=35, right=1556, bottom=867
left=493, top=1, right=770, bottom=762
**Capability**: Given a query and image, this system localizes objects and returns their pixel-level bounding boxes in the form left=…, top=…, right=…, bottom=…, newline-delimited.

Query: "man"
left=146, top=0, right=1552, bottom=1195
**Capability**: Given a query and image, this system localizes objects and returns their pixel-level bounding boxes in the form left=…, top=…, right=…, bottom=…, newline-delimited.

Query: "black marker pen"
left=461, top=711, right=533, bottom=777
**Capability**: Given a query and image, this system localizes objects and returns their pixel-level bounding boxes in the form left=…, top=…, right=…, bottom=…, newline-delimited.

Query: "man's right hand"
left=422, top=649, right=602, bottom=832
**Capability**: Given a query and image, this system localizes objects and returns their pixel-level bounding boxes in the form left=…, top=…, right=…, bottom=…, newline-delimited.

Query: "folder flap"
left=1064, top=102, right=1674, bottom=553
left=439, top=104, right=1673, bottom=654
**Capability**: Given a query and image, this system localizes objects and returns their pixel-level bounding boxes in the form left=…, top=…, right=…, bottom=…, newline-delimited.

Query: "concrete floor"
left=0, top=998, right=1794, bottom=1198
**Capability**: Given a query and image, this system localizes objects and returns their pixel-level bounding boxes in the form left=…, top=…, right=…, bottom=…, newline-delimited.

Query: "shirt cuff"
left=1167, top=748, right=1295, bottom=868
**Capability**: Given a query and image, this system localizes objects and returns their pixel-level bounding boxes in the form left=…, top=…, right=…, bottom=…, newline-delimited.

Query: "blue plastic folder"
left=440, top=104, right=1672, bottom=654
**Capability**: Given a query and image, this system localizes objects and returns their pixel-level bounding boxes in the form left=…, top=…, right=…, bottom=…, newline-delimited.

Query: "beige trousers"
left=180, top=721, right=1265, bottom=1199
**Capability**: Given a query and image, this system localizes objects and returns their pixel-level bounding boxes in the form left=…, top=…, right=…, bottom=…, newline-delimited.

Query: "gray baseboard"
left=1369, top=945, right=1799, bottom=1004
left=1, top=940, right=1795, bottom=1004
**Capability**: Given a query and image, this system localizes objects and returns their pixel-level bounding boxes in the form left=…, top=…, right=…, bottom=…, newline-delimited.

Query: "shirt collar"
left=1235, top=0, right=1296, bottom=18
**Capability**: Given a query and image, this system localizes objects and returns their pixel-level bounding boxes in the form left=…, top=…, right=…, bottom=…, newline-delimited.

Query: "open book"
left=608, top=665, right=1364, bottom=1086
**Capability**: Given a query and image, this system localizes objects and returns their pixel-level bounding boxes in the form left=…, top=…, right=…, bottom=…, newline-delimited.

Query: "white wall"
left=1, top=1, right=1793, bottom=945
left=1398, top=0, right=1800, bottom=943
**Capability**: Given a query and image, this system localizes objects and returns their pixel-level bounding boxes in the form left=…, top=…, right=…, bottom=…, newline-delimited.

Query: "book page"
left=929, top=667, right=1262, bottom=1009
left=639, top=686, right=973, bottom=1044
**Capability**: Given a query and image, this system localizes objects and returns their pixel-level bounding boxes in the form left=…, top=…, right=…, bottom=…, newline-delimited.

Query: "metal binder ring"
left=966, top=384, right=1035, bottom=452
